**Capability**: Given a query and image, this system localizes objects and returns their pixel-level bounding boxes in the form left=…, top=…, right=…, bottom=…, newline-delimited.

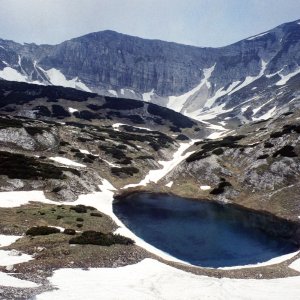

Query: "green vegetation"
left=210, top=179, right=232, bottom=195
left=26, top=226, right=60, bottom=236
left=111, top=167, right=139, bottom=176
left=187, top=135, right=246, bottom=162
left=69, top=230, right=134, bottom=246
left=70, top=205, right=96, bottom=214
left=273, top=145, right=298, bottom=158
left=0, top=151, right=66, bottom=180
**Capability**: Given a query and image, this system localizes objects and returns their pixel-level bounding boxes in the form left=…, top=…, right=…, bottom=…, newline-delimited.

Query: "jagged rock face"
left=0, top=20, right=300, bottom=122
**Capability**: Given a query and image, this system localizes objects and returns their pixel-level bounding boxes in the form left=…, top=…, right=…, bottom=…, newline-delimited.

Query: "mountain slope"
left=0, top=20, right=300, bottom=123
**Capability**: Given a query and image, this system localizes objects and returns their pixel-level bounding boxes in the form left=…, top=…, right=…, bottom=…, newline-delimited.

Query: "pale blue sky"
left=0, top=0, right=299, bottom=47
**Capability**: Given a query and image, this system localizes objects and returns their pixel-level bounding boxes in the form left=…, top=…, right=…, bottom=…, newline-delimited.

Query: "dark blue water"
left=113, top=193, right=298, bottom=267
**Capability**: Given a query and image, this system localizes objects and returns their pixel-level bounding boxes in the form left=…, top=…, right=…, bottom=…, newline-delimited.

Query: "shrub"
left=90, top=212, right=102, bottom=217
left=210, top=180, right=232, bottom=195
left=257, top=154, right=269, bottom=160
left=273, top=145, right=297, bottom=158
left=52, top=186, right=63, bottom=193
left=136, top=155, right=154, bottom=160
left=257, top=154, right=269, bottom=159
left=59, top=141, right=70, bottom=146
left=147, top=103, right=195, bottom=128
left=64, top=229, right=76, bottom=235
left=118, top=157, right=132, bottom=165
left=264, top=142, right=274, bottom=148
left=52, top=104, right=71, bottom=118
left=24, top=127, right=47, bottom=135
left=0, top=151, right=65, bottom=180
left=212, top=148, right=224, bottom=155
left=111, top=167, right=139, bottom=176
left=102, top=97, right=144, bottom=110
left=26, top=226, right=60, bottom=236
left=176, top=134, right=189, bottom=141
left=186, top=150, right=209, bottom=162
left=70, top=205, right=96, bottom=213
left=270, top=131, right=284, bottom=138
left=69, top=230, right=134, bottom=246
left=76, top=217, right=84, bottom=222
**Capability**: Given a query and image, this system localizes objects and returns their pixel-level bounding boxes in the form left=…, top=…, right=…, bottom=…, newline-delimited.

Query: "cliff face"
left=0, top=20, right=300, bottom=122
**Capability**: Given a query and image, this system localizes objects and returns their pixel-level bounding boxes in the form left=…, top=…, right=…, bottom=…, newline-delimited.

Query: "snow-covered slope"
left=0, top=19, right=300, bottom=123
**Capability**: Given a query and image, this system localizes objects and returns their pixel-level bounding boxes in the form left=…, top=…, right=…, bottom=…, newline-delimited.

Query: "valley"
left=0, top=18, right=300, bottom=299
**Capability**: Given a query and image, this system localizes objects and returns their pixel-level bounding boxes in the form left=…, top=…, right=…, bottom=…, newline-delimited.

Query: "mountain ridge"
left=0, top=19, right=300, bottom=124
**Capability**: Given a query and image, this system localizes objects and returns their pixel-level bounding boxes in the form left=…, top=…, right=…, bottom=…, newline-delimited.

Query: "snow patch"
left=79, top=149, right=91, bottom=155
left=142, top=89, right=155, bottom=102
left=0, top=272, right=38, bottom=288
left=0, top=67, right=27, bottom=82
left=165, top=181, right=173, bottom=188
left=200, top=185, right=211, bottom=190
left=112, top=123, right=152, bottom=132
left=247, top=31, right=270, bottom=40
left=276, top=68, right=300, bottom=86
left=0, top=250, right=33, bottom=266
left=207, top=131, right=228, bottom=140
left=289, top=257, right=300, bottom=272
left=49, top=157, right=86, bottom=168
left=0, top=191, right=56, bottom=208
left=253, top=106, right=276, bottom=121
left=68, top=107, right=78, bottom=113
left=204, top=81, right=241, bottom=109
left=123, top=141, right=196, bottom=188
left=39, top=67, right=91, bottom=92
left=36, top=258, right=300, bottom=300
left=167, top=64, right=215, bottom=112
left=0, top=235, right=21, bottom=247
left=228, top=60, right=267, bottom=96
left=108, top=90, right=118, bottom=97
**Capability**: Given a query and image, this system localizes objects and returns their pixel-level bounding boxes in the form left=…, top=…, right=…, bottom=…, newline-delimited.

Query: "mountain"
left=1, top=19, right=300, bottom=124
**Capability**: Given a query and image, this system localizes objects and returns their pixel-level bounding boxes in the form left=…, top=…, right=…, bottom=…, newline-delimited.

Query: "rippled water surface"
left=113, top=193, right=298, bottom=267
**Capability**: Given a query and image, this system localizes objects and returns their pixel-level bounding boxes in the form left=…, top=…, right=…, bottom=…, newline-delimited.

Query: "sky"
left=0, top=0, right=299, bottom=47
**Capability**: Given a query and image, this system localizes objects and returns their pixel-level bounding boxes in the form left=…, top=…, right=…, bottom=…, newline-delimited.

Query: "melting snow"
left=0, top=250, right=33, bottom=266
left=0, top=67, right=27, bottom=82
left=142, top=89, right=155, bottom=102
left=253, top=106, right=276, bottom=121
left=0, top=272, right=38, bottom=288
left=0, top=191, right=56, bottom=208
left=108, top=90, right=118, bottom=97
left=207, top=131, right=228, bottom=140
left=49, top=157, right=86, bottom=168
left=204, top=81, right=241, bottom=109
left=247, top=31, right=270, bottom=40
left=165, top=181, right=173, bottom=188
left=79, top=149, right=91, bottom=155
left=39, top=67, right=91, bottom=92
left=123, top=141, right=196, bottom=188
left=228, top=60, right=267, bottom=96
left=289, top=257, right=300, bottom=272
left=112, top=123, right=152, bottom=132
left=200, top=185, right=211, bottom=190
left=167, top=64, right=215, bottom=112
left=36, top=258, right=300, bottom=300
left=68, top=107, right=78, bottom=113
left=276, top=68, right=300, bottom=86
left=0, top=235, right=21, bottom=247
